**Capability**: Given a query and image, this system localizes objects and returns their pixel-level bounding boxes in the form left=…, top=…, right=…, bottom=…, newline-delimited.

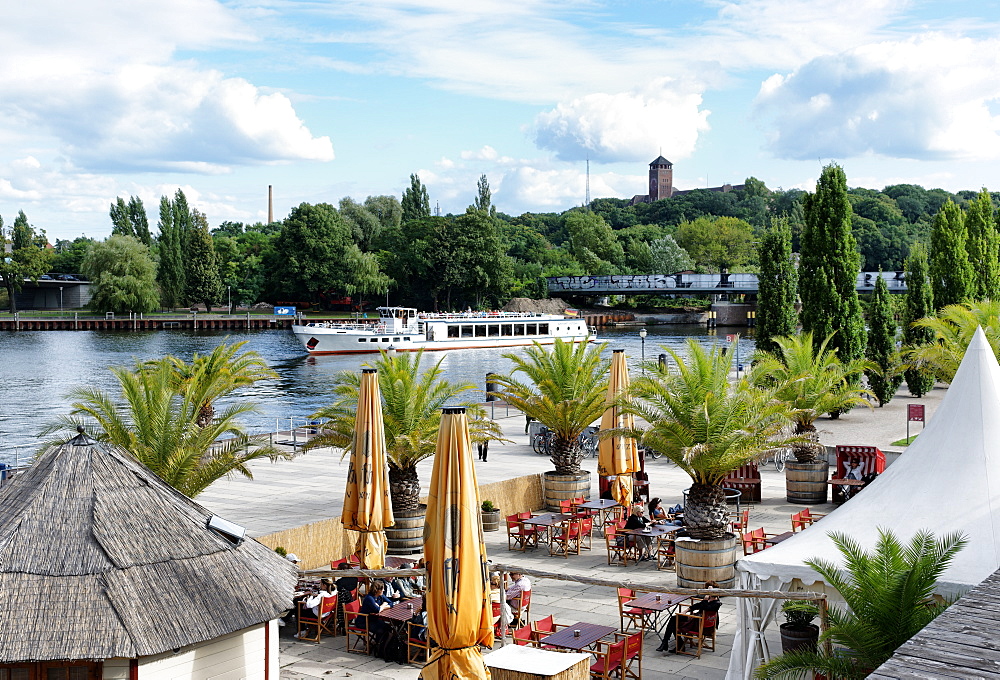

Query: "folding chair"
left=579, top=514, right=594, bottom=550
left=731, top=508, right=750, bottom=533
left=511, top=622, right=534, bottom=646
left=590, top=635, right=627, bottom=679
left=531, top=614, right=568, bottom=649
left=675, top=605, right=717, bottom=659
left=617, top=587, right=654, bottom=633
left=506, top=514, right=537, bottom=551
left=407, top=620, right=431, bottom=664
left=343, top=599, right=371, bottom=654
left=511, top=589, right=532, bottom=626
left=549, top=518, right=583, bottom=558
left=296, top=593, right=338, bottom=642
left=622, top=631, right=644, bottom=680
left=605, top=526, right=628, bottom=567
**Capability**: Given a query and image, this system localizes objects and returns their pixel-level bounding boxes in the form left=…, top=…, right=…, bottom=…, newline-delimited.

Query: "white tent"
left=726, top=327, right=1000, bottom=679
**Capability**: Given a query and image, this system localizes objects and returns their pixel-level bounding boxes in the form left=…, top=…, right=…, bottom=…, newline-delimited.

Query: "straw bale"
left=0, top=436, right=297, bottom=662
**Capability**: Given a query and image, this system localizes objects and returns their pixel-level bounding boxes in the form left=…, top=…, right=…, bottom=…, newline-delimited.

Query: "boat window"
left=461, top=325, right=474, bottom=338
left=475, top=325, right=487, bottom=337
left=358, top=338, right=367, bottom=342
left=488, top=324, right=500, bottom=337
left=527, top=323, right=538, bottom=335
left=393, top=337, right=400, bottom=342
left=382, top=338, right=390, bottom=342
left=448, top=326, right=460, bottom=338
left=501, top=324, right=513, bottom=336
left=404, top=336, right=411, bottom=341
left=538, top=323, right=549, bottom=335
left=513, top=323, right=525, bottom=336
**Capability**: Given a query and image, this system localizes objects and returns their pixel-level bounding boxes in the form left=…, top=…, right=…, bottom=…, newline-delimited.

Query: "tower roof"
left=650, top=156, right=673, bottom=166
left=0, top=431, right=296, bottom=661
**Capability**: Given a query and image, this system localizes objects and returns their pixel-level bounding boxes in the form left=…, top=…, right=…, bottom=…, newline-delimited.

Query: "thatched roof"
left=0, top=431, right=297, bottom=662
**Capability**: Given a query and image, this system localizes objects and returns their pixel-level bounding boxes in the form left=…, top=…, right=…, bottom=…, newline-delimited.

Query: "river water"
left=0, top=325, right=755, bottom=465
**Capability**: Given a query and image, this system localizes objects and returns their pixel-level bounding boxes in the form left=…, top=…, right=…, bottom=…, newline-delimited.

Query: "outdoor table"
left=540, top=621, right=618, bottom=652
left=522, top=513, right=573, bottom=545
left=624, top=592, right=690, bottom=644
left=764, top=531, right=795, bottom=546
left=618, top=524, right=679, bottom=561
left=829, top=477, right=866, bottom=503
left=485, top=644, right=591, bottom=680
left=577, top=499, right=621, bottom=534
left=384, top=555, right=417, bottom=569
left=374, top=595, right=423, bottom=652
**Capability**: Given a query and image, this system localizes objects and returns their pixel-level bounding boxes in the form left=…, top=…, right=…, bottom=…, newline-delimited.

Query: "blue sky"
left=3, top=0, right=1000, bottom=241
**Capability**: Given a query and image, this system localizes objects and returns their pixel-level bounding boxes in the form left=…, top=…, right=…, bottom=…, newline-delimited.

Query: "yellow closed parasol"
left=421, top=407, right=493, bottom=679
left=597, top=349, right=640, bottom=508
left=342, top=367, right=394, bottom=569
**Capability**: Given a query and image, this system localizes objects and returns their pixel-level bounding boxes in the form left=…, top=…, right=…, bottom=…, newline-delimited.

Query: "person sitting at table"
left=360, top=580, right=394, bottom=637
left=624, top=503, right=653, bottom=561
left=657, top=581, right=722, bottom=653
left=648, top=498, right=668, bottom=523
left=490, top=572, right=513, bottom=626
left=293, top=578, right=336, bottom=639
left=505, top=572, right=531, bottom=626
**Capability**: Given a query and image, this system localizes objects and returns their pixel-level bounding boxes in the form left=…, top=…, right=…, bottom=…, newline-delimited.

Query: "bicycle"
left=639, top=445, right=662, bottom=461
left=531, top=427, right=554, bottom=456
left=765, top=448, right=792, bottom=472
left=578, top=431, right=599, bottom=458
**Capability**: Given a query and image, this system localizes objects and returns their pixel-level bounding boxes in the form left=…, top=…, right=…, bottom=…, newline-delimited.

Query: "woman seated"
left=293, top=578, right=336, bottom=639
left=623, top=503, right=653, bottom=560
left=489, top=572, right=513, bottom=626
left=648, top=497, right=668, bottom=523
left=360, top=580, right=394, bottom=637
left=657, top=581, right=722, bottom=653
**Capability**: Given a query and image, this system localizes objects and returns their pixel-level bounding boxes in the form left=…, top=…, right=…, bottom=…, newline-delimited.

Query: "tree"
left=82, top=236, right=160, bottom=314
left=564, top=211, right=624, bottom=274
left=305, top=350, right=504, bottom=513
left=343, top=243, right=392, bottom=306
left=624, top=339, right=798, bottom=539
left=185, top=210, right=224, bottom=312
left=906, top=300, right=1000, bottom=383
left=110, top=197, right=132, bottom=237
left=674, top=216, right=755, bottom=272
left=755, top=529, right=966, bottom=680
left=902, top=243, right=936, bottom=396
left=750, top=333, right=873, bottom=461
left=0, top=210, right=53, bottom=313
left=964, top=189, right=1000, bottom=301
left=427, top=209, right=513, bottom=309
left=491, top=340, right=610, bottom=477
left=648, top=235, right=694, bottom=274
left=43, top=346, right=285, bottom=498
left=50, top=237, right=96, bottom=276
left=109, top=196, right=150, bottom=246
left=156, top=195, right=186, bottom=309
left=401, top=173, right=431, bottom=223
left=473, top=174, right=497, bottom=217
left=928, top=199, right=973, bottom=309
left=866, top=274, right=902, bottom=406
left=266, top=202, right=354, bottom=304
left=755, top=219, right=798, bottom=356
left=800, top=164, right=867, bottom=368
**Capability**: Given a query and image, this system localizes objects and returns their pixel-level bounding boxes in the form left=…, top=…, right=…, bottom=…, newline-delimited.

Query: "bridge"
left=547, top=271, right=906, bottom=296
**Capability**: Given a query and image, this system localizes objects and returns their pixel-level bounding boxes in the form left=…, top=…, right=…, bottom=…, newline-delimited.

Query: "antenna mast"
left=585, top=155, right=591, bottom=210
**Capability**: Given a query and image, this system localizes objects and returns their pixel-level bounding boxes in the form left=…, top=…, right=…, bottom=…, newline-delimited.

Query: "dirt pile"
left=502, top=297, right=569, bottom=314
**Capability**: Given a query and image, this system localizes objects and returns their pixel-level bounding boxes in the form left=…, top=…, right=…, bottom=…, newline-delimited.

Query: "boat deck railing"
left=418, top=311, right=545, bottom=320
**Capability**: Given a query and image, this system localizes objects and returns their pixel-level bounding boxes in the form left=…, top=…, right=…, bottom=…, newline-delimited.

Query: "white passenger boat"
left=291, top=307, right=595, bottom=355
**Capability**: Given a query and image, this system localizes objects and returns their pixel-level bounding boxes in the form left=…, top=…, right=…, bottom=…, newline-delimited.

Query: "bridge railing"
left=547, top=271, right=907, bottom=294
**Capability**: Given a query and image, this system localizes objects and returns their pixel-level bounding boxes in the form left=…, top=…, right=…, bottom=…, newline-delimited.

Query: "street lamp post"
left=59, top=286, right=63, bottom=315
left=228, top=285, right=232, bottom=314
left=639, top=327, right=647, bottom=374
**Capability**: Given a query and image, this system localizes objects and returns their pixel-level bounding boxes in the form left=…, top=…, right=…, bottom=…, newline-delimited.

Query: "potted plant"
left=778, top=600, right=820, bottom=653
left=480, top=500, right=501, bottom=532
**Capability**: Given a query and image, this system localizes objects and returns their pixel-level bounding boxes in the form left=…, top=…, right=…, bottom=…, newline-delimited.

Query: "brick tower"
left=648, top=156, right=673, bottom=200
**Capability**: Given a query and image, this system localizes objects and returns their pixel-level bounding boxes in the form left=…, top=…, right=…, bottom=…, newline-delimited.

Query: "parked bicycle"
left=531, top=426, right=555, bottom=455
left=764, top=448, right=792, bottom=472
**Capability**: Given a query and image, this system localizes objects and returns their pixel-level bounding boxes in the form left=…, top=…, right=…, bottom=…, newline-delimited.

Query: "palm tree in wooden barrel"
left=749, top=332, right=874, bottom=464
left=306, top=350, right=505, bottom=516
left=623, top=338, right=797, bottom=539
left=490, top=339, right=609, bottom=506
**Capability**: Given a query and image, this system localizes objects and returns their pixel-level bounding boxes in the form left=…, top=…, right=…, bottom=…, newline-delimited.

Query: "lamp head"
left=639, top=328, right=647, bottom=339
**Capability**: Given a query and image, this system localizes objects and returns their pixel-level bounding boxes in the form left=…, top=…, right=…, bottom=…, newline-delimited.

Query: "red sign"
left=725, top=334, right=736, bottom=342
left=907, top=404, right=925, bottom=422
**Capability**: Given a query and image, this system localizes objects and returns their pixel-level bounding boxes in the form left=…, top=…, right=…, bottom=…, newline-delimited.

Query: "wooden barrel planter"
left=386, top=505, right=426, bottom=555
left=674, top=534, right=737, bottom=589
left=481, top=509, right=502, bottom=532
left=543, top=471, right=591, bottom=512
left=786, top=461, right=829, bottom=504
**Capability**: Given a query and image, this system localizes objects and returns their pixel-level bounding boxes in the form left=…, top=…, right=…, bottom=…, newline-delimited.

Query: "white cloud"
left=532, top=79, right=711, bottom=163
left=755, top=34, right=1000, bottom=161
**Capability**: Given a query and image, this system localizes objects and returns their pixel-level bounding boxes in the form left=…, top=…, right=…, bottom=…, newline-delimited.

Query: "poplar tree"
left=401, top=173, right=430, bottom=222
left=800, top=164, right=866, bottom=365
left=185, top=210, right=224, bottom=312
left=755, top=218, right=798, bottom=356
left=156, top=196, right=185, bottom=309
left=865, top=274, right=901, bottom=406
left=902, top=243, right=936, bottom=397
left=929, top=199, right=972, bottom=309
left=964, top=189, right=999, bottom=301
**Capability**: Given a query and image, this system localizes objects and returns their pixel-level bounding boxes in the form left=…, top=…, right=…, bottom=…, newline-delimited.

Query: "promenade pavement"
left=195, top=384, right=947, bottom=680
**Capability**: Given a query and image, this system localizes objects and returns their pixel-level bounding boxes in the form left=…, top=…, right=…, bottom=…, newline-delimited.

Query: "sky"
left=3, top=0, right=1000, bottom=242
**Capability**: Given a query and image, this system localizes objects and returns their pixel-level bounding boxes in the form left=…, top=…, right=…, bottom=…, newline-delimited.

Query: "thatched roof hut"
left=0, top=429, right=296, bottom=663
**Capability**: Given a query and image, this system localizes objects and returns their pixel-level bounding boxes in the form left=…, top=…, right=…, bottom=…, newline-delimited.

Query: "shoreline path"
left=195, top=384, right=945, bottom=680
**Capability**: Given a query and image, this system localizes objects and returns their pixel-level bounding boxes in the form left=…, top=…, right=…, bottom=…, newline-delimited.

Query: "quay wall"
left=0, top=316, right=294, bottom=331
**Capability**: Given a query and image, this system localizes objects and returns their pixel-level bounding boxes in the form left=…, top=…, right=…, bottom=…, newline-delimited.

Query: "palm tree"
left=749, top=333, right=874, bottom=462
left=755, top=528, right=966, bottom=680
left=906, top=300, right=1000, bottom=383
left=43, top=355, right=284, bottom=498
left=490, top=339, right=609, bottom=476
left=624, top=339, right=798, bottom=539
left=305, top=350, right=505, bottom=514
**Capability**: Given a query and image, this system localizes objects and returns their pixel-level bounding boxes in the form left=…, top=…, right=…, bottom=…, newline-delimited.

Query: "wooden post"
left=817, top=597, right=832, bottom=656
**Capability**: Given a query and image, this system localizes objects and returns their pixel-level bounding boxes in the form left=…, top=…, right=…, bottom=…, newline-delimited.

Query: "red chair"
left=531, top=614, right=568, bottom=648
left=407, top=620, right=431, bottom=664
left=506, top=513, right=536, bottom=551
left=343, top=599, right=371, bottom=654
left=491, top=601, right=505, bottom=638
left=605, top=526, right=628, bottom=567
left=330, top=554, right=361, bottom=569
left=511, top=622, right=534, bottom=646
left=622, top=631, right=643, bottom=680
left=617, top=587, right=654, bottom=633
left=511, top=589, right=532, bottom=626
left=296, top=593, right=338, bottom=642
left=590, top=635, right=627, bottom=679
left=579, top=515, right=594, bottom=550
left=675, top=603, right=717, bottom=658
left=801, top=507, right=826, bottom=524
left=549, top=517, right=583, bottom=558
left=731, top=508, right=750, bottom=533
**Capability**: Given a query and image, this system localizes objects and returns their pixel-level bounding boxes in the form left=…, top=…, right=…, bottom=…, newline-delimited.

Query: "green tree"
left=929, top=199, right=973, bottom=309
left=564, top=211, right=624, bottom=274
left=401, top=173, right=431, bottom=223
left=50, top=237, right=95, bottom=276
left=110, top=197, right=133, bottom=238
left=647, top=235, right=694, bottom=274
left=906, top=300, right=1000, bottom=383
left=473, top=174, right=497, bottom=217
left=755, top=218, right=798, bottom=356
left=305, top=350, right=504, bottom=513
left=750, top=333, right=873, bottom=461
left=0, top=211, right=53, bottom=313
left=185, top=210, right=224, bottom=312
left=343, top=243, right=392, bottom=307
left=755, top=529, right=966, bottom=680
left=625, top=339, right=798, bottom=539
left=428, top=209, right=512, bottom=309
left=800, top=164, right=867, bottom=368
left=674, top=216, right=755, bottom=272
left=156, top=195, right=185, bottom=309
left=44, top=345, right=285, bottom=498
left=266, top=202, right=354, bottom=304
left=110, top=196, right=151, bottom=246
left=902, top=243, right=936, bottom=396
left=964, top=189, right=1000, bottom=301
left=866, top=274, right=902, bottom=406
left=491, top=339, right=610, bottom=477
left=82, top=235, right=160, bottom=314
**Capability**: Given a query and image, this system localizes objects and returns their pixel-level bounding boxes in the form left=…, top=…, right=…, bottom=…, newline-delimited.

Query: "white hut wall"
left=136, top=622, right=276, bottom=679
